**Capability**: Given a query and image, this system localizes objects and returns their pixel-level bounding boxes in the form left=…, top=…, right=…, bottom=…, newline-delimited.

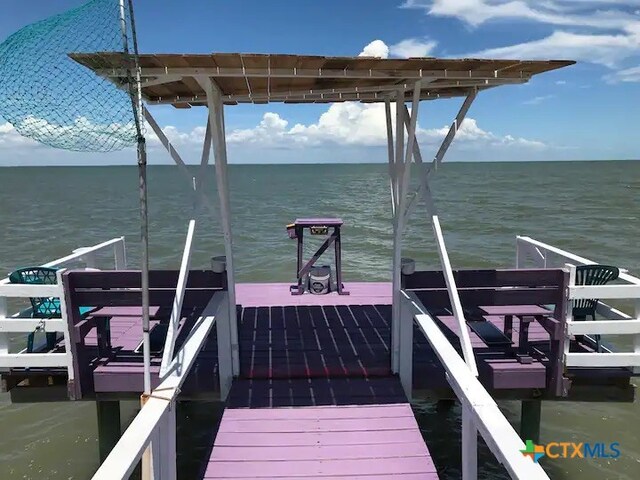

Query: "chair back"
left=9, top=267, right=60, bottom=318
left=572, top=264, right=619, bottom=318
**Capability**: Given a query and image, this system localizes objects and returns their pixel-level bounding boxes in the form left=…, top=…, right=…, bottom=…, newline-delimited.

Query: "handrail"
left=0, top=237, right=127, bottom=375
left=516, top=236, right=640, bottom=285
left=516, top=237, right=640, bottom=370
left=414, top=311, right=550, bottom=480
left=160, top=220, right=196, bottom=377
left=432, top=215, right=478, bottom=376
left=92, top=292, right=225, bottom=480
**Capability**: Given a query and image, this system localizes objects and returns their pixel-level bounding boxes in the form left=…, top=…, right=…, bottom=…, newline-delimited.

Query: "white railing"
left=160, top=220, right=195, bottom=377
left=92, top=292, right=225, bottom=480
left=0, top=237, right=127, bottom=374
left=405, top=294, right=550, bottom=479
left=516, top=236, right=640, bottom=369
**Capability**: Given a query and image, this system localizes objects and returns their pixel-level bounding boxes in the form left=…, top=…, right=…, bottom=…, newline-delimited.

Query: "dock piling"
left=520, top=399, right=542, bottom=443
left=96, top=400, right=121, bottom=462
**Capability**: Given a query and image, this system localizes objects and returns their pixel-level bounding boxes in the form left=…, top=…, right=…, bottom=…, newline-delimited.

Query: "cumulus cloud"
left=359, top=38, right=437, bottom=59
left=223, top=103, right=547, bottom=150
left=359, top=40, right=390, bottom=58
left=402, top=0, right=640, bottom=81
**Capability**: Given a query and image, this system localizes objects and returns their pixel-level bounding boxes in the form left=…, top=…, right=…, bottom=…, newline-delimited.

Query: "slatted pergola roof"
left=71, top=52, right=574, bottom=108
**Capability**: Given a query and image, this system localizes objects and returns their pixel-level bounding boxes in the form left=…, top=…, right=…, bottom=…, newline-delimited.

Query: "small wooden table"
left=85, top=306, right=162, bottom=356
left=480, top=305, right=552, bottom=364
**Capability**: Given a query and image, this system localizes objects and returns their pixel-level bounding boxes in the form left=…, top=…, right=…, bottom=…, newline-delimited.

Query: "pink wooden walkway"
left=205, top=403, right=437, bottom=479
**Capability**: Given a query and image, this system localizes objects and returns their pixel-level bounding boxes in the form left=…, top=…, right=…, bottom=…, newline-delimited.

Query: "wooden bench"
left=61, top=269, right=226, bottom=399
left=402, top=268, right=570, bottom=396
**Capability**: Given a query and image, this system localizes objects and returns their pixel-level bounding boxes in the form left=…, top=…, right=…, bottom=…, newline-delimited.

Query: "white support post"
left=153, top=401, right=177, bottom=480
left=114, top=237, right=127, bottom=269
left=462, top=404, right=478, bottom=480
left=55, top=270, right=76, bottom=383
left=198, top=76, right=240, bottom=379
left=391, top=88, right=406, bottom=374
left=398, top=293, right=414, bottom=399
left=216, top=297, right=233, bottom=399
left=564, top=263, right=576, bottom=364
left=634, top=300, right=640, bottom=374
left=0, top=296, right=8, bottom=356
left=384, top=98, right=396, bottom=216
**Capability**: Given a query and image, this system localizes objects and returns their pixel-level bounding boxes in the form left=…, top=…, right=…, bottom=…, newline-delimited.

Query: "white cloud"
left=471, top=30, right=639, bottom=68
left=604, top=64, right=640, bottom=82
left=359, top=38, right=437, bottom=59
left=359, top=40, right=390, bottom=58
left=523, top=94, right=555, bottom=105
left=389, top=38, right=438, bottom=57
left=402, top=0, right=640, bottom=81
left=224, top=103, right=547, bottom=151
left=402, top=1, right=640, bottom=30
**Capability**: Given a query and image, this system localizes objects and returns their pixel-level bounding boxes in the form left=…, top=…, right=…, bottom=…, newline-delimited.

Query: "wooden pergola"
left=74, top=50, right=573, bottom=480
left=72, top=48, right=574, bottom=384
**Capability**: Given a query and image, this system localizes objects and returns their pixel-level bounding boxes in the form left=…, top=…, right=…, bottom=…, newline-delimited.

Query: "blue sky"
left=0, top=0, right=639, bottom=165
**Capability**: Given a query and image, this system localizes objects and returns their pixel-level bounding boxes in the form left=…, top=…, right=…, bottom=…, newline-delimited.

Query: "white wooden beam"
left=0, top=353, right=69, bottom=368
left=0, top=319, right=65, bottom=332
left=391, top=87, right=406, bottom=374
left=143, top=106, right=219, bottom=220
left=432, top=215, right=479, bottom=376
left=565, top=352, right=640, bottom=368
left=160, top=219, right=196, bottom=377
left=567, top=319, right=640, bottom=335
left=569, top=284, right=640, bottom=300
left=197, top=76, right=240, bottom=378
left=101, top=66, right=534, bottom=81
left=384, top=98, right=396, bottom=217
left=403, top=92, right=477, bottom=224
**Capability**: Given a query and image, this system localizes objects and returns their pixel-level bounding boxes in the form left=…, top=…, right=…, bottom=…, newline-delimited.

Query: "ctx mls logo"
left=521, top=440, right=621, bottom=463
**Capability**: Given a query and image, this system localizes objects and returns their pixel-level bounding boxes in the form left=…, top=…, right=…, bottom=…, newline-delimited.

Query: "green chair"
left=9, top=267, right=92, bottom=352
left=572, top=264, right=619, bottom=352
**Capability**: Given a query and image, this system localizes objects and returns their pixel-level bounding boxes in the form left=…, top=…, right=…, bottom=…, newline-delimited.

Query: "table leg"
left=503, top=314, right=513, bottom=340
left=95, top=316, right=111, bottom=357
left=516, top=315, right=533, bottom=364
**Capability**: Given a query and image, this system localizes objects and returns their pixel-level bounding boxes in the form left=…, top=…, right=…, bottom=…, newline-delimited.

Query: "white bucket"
left=309, top=265, right=331, bottom=295
left=401, top=257, right=416, bottom=275
left=211, top=255, right=226, bottom=273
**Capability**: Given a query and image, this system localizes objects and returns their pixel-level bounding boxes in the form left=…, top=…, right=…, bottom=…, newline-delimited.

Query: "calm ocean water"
left=0, top=161, right=638, bottom=479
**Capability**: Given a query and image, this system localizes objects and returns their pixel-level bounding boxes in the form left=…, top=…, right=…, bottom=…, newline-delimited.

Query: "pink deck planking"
left=236, top=282, right=391, bottom=307
left=205, top=403, right=438, bottom=479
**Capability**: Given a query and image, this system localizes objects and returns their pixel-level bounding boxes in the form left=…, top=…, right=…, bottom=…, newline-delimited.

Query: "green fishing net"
left=0, top=0, right=139, bottom=152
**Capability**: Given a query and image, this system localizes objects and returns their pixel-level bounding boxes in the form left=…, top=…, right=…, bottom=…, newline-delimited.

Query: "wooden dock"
left=206, top=400, right=437, bottom=479
left=3, top=266, right=637, bottom=479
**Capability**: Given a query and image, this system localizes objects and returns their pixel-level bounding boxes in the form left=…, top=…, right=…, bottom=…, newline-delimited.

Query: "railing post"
left=462, top=404, right=478, bottom=480
left=398, top=293, right=413, bottom=399
left=634, top=300, right=640, bottom=375
left=56, top=269, right=76, bottom=388
left=114, top=237, right=127, bottom=269
left=563, top=263, right=576, bottom=369
left=0, top=296, right=8, bottom=356
left=515, top=237, right=521, bottom=269
left=150, top=401, right=177, bottom=480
